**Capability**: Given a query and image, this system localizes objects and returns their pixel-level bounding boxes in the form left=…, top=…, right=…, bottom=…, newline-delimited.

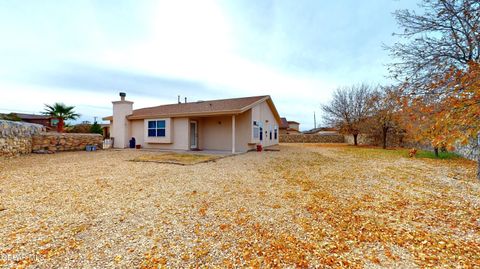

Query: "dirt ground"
left=0, top=144, right=479, bottom=268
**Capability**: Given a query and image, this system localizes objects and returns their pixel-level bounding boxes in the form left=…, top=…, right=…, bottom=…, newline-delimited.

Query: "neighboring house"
left=103, top=93, right=282, bottom=153
left=100, top=124, right=110, bottom=138
left=0, top=112, right=58, bottom=131
left=287, top=121, right=300, bottom=132
left=303, top=127, right=339, bottom=135
left=279, top=117, right=301, bottom=135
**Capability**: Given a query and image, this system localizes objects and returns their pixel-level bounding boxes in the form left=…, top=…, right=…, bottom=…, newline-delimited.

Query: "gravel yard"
left=0, top=144, right=479, bottom=268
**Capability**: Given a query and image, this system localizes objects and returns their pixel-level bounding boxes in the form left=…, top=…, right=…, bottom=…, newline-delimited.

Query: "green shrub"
left=415, top=150, right=461, bottom=160
left=90, top=122, right=103, bottom=135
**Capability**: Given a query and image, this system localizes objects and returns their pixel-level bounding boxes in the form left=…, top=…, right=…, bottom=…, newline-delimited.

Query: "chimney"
left=112, top=92, right=133, bottom=149
left=178, top=95, right=181, bottom=104
left=184, top=97, right=187, bottom=103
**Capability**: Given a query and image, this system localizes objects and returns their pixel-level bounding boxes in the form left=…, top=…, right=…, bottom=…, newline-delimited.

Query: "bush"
left=0, top=113, right=21, bottom=121
left=68, top=124, right=92, bottom=133
left=90, top=122, right=103, bottom=135
left=415, top=150, right=461, bottom=160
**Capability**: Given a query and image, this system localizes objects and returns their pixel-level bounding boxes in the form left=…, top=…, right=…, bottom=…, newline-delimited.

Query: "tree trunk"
left=382, top=127, right=388, bottom=149
left=477, top=152, right=480, bottom=180
left=477, top=134, right=480, bottom=180
left=57, top=118, right=65, bottom=133
left=434, top=147, right=439, bottom=158
left=353, top=134, right=358, bottom=146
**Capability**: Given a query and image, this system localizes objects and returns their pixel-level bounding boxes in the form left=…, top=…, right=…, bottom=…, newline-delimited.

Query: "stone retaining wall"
left=280, top=134, right=345, bottom=143
left=0, top=120, right=45, bottom=157
left=32, top=133, right=103, bottom=152
left=344, top=133, right=405, bottom=148
left=454, top=138, right=479, bottom=161
left=344, top=134, right=375, bottom=146
left=0, top=120, right=104, bottom=156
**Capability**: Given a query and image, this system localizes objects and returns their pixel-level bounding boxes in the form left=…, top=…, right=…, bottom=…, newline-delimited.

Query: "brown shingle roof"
left=104, top=95, right=279, bottom=121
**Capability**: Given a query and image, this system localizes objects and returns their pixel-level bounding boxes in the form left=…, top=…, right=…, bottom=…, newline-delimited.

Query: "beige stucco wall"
left=197, top=110, right=253, bottom=152
left=130, top=120, right=143, bottom=146
left=198, top=115, right=232, bottom=151
left=112, top=100, right=133, bottom=148
left=251, top=101, right=280, bottom=147
left=235, top=109, right=253, bottom=152
left=130, top=117, right=189, bottom=150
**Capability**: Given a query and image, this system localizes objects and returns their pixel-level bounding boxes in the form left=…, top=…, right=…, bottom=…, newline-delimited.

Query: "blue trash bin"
left=129, top=137, right=136, bottom=148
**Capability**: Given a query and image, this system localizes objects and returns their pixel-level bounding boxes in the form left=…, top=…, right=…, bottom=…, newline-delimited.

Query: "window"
left=259, top=127, right=263, bottom=141
left=253, top=121, right=260, bottom=140
left=147, top=120, right=166, bottom=137
left=253, top=126, right=259, bottom=139
left=269, top=130, right=272, bottom=140
left=274, top=126, right=278, bottom=140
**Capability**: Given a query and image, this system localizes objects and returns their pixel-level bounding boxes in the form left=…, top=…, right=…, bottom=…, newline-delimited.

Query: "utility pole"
left=313, top=111, right=317, bottom=129
left=94, top=116, right=98, bottom=123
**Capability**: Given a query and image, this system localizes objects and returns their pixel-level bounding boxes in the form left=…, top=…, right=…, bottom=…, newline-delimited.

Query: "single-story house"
left=103, top=93, right=282, bottom=153
left=279, top=117, right=301, bottom=135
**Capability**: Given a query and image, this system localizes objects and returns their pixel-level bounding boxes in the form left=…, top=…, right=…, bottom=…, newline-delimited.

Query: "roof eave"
left=264, top=97, right=282, bottom=125
left=104, top=95, right=282, bottom=123
left=126, top=109, right=244, bottom=120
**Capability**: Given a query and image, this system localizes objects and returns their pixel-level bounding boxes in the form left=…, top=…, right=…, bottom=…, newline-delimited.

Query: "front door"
left=190, top=121, right=198, bottom=149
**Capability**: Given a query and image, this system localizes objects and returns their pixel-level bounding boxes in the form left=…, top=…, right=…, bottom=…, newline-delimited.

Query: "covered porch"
left=188, top=111, right=253, bottom=154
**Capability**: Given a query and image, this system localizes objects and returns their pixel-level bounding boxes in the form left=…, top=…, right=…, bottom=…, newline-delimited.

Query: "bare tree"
left=387, top=0, right=480, bottom=94
left=367, top=87, right=401, bottom=149
left=322, top=84, right=374, bottom=146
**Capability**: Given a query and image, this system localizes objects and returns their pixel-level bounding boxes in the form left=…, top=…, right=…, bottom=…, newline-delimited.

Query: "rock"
left=0, top=120, right=44, bottom=157
left=33, top=149, right=55, bottom=154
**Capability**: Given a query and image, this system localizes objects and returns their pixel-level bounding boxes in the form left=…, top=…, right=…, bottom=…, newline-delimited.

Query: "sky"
left=0, top=0, right=419, bottom=130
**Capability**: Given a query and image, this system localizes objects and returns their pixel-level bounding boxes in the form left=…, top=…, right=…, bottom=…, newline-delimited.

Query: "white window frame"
left=144, top=118, right=172, bottom=144
left=147, top=120, right=166, bottom=137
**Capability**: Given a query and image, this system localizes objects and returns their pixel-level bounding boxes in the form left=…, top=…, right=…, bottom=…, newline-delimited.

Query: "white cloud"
left=0, top=0, right=420, bottom=130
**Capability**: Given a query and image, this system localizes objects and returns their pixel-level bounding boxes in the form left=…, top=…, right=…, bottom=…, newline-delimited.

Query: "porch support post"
left=232, top=115, right=236, bottom=154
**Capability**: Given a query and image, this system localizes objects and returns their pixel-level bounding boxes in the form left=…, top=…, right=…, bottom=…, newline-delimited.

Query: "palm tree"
left=42, top=103, right=80, bottom=132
